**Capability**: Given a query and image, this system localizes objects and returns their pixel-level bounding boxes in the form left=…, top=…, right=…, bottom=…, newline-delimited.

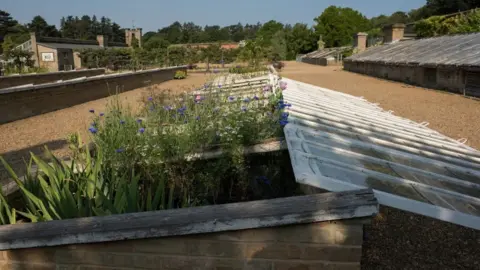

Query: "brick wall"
left=0, top=219, right=367, bottom=270
left=0, top=69, right=105, bottom=89
left=0, top=67, right=186, bottom=124
left=344, top=61, right=465, bottom=94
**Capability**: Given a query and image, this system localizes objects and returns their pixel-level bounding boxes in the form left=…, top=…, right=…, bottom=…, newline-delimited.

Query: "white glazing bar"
left=284, top=92, right=423, bottom=126
left=282, top=78, right=368, bottom=102
left=287, top=137, right=480, bottom=192
left=285, top=95, right=442, bottom=134
left=288, top=111, right=479, bottom=158
left=284, top=124, right=480, bottom=178
left=288, top=117, right=480, bottom=168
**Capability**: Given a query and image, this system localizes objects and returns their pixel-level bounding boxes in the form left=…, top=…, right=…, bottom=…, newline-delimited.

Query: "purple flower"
left=115, top=148, right=125, bottom=153
left=195, top=116, right=200, bottom=121
left=263, top=85, right=272, bottom=92
left=148, top=97, right=153, bottom=101
left=120, top=120, right=125, bottom=124
left=99, top=112, right=105, bottom=117
left=243, top=98, right=250, bottom=103
left=241, top=106, right=247, bottom=112
left=89, top=109, right=95, bottom=113
left=279, top=81, right=288, bottom=90
left=228, top=96, right=235, bottom=102
left=136, top=119, right=142, bottom=123
left=204, top=83, right=209, bottom=89
left=218, top=84, right=222, bottom=88
left=253, top=95, right=259, bottom=100
left=138, top=127, right=145, bottom=134
left=281, top=112, right=289, bottom=119
left=164, top=106, right=172, bottom=111
left=149, top=105, right=156, bottom=111
left=88, top=126, right=97, bottom=134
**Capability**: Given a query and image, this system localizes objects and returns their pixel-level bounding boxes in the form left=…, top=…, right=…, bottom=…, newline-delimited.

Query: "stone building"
left=14, top=28, right=142, bottom=72
left=298, top=46, right=353, bottom=66
left=344, top=24, right=480, bottom=97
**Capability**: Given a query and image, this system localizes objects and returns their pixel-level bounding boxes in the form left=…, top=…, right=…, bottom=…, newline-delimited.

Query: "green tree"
left=314, top=6, right=371, bottom=47
left=256, top=20, right=284, bottom=47
left=27, top=15, right=60, bottom=37
left=237, top=39, right=266, bottom=67
left=285, top=23, right=317, bottom=59
left=143, top=35, right=170, bottom=50
left=270, top=30, right=287, bottom=61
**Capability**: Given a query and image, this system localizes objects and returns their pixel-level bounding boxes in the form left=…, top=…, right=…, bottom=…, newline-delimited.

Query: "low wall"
left=0, top=69, right=105, bottom=89
left=343, top=61, right=466, bottom=95
left=0, top=190, right=378, bottom=270
left=0, top=66, right=187, bottom=124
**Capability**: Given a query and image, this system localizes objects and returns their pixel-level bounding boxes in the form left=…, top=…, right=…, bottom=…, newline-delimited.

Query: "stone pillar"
left=354, top=32, right=368, bottom=53
left=97, top=35, right=108, bottom=47
left=383, top=23, right=405, bottom=43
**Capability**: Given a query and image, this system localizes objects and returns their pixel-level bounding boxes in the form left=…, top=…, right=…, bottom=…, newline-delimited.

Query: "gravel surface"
left=362, top=206, right=480, bottom=270
left=0, top=73, right=209, bottom=182
left=280, top=61, right=480, bottom=150
left=281, top=61, right=480, bottom=270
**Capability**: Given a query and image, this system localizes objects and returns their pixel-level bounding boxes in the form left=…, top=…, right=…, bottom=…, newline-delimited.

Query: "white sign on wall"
left=41, top=52, right=54, bottom=62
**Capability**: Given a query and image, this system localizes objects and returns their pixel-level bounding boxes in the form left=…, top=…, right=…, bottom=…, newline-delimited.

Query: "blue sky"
left=4, top=0, right=426, bottom=32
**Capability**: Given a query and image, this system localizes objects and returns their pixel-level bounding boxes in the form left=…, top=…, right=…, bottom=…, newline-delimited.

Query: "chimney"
left=383, top=23, right=405, bottom=43
left=97, top=35, right=108, bottom=47
left=354, top=32, right=368, bottom=53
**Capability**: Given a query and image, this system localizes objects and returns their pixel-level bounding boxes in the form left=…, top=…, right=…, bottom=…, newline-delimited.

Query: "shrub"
left=174, top=70, right=187, bottom=79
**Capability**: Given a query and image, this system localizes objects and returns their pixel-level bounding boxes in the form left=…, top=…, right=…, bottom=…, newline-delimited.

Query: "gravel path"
left=281, top=61, right=480, bottom=269
left=0, top=73, right=209, bottom=182
left=281, top=61, right=480, bottom=150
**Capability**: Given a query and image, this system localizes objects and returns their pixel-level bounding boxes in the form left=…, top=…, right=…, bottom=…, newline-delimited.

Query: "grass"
left=0, top=72, right=293, bottom=225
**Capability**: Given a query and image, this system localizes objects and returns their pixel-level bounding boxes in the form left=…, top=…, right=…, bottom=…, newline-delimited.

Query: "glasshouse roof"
left=280, top=77, right=480, bottom=230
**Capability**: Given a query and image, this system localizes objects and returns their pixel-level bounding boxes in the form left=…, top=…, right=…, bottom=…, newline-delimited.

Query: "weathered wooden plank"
left=0, top=189, right=378, bottom=250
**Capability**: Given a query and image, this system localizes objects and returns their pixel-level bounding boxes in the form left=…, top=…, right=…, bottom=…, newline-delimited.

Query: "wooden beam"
left=0, top=189, right=378, bottom=250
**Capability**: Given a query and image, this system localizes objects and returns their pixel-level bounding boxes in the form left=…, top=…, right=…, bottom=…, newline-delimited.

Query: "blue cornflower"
left=115, top=148, right=125, bottom=153
left=88, top=126, right=97, bottom=134
left=164, top=106, right=172, bottom=111
left=281, top=112, right=289, bottom=119
left=136, top=119, right=142, bottom=123
left=148, top=97, right=153, bottom=101
left=138, top=127, right=145, bottom=134
left=280, top=120, right=289, bottom=126
left=195, top=116, right=200, bottom=121
left=256, top=176, right=271, bottom=185
left=228, top=96, right=235, bottom=102
left=243, top=98, right=250, bottom=103
left=241, top=106, right=247, bottom=112
left=218, top=84, right=222, bottom=88
left=89, top=109, right=95, bottom=113
left=253, top=95, right=259, bottom=100
left=120, top=120, right=125, bottom=124
left=99, top=112, right=104, bottom=117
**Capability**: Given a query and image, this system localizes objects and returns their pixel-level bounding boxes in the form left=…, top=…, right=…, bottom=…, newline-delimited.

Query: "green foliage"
left=0, top=77, right=291, bottom=224
left=174, top=70, right=187, bottom=79
left=415, top=9, right=480, bottom=37
left=237, top=39, right=267, bottom=67
left=270, top=30, right=287, bottom=61
left=314, top=6, right=371, bottom=47
left=228, top=66, right=267, bottom=74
